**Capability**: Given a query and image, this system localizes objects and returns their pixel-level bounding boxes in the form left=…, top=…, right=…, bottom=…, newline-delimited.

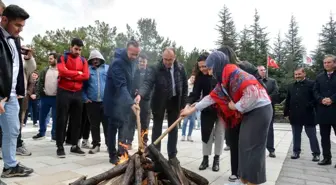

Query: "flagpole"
left=266, top=54, right=269, bottom=78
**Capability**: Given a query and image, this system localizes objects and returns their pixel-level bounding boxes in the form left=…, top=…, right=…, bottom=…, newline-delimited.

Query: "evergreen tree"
left=238, top=26, right=254, bottom=62
left=271, top=31, right=285, bottom=65
left=248, top=9, right=269, bottom=66
left=283, top=15, right=303, bottom=72
left=320, top=14, right=336, bottom=55
left=216, top=5, right=238, bottom=51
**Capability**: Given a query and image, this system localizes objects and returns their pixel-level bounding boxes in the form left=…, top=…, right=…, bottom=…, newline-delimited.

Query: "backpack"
left=63, top=52, right=85, bottom=64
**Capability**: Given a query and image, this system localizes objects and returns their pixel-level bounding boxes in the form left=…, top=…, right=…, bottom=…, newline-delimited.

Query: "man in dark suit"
left=313, top=55, right=336, bottom=166
left=284, top=68, right=320, bottom=161
left=103, top=40, right=140, bottom=164
left=135, top=47, right=188, bottom=159
left=258, top=65, right=279, bottom=158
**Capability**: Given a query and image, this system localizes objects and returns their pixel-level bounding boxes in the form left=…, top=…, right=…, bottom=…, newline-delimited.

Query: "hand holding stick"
left=132, top=104, right=144, bottom=154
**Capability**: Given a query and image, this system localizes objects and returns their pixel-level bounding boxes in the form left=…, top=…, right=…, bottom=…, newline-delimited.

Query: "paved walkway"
left=276, top=129, right=336, bottom=185
left=0, top=122, right=293, bottom=185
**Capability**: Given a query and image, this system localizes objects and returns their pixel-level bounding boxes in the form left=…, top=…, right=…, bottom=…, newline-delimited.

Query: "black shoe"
left=1, top=163, right=34, bottom=178
left=109, top=155, right=119, bottom=165
left=269, top=152, right=276, bottom=158
left=199, top=156, right=209, bottom=170
left=32, top=133, right=45, bottom=140
left=291, top=153, right=300, bottom=159
left=312, top=155, right=320, bottom=162
left=70, top=146, right=86, bottom=156
left=318, top=158, right=331, bottom=165
left=57, top=147, right=66, bottom=158
left=212, top=155, right=220, bottom=172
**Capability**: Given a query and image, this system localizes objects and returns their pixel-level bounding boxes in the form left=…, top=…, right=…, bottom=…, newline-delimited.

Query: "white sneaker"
left=187, top=136, right=194, bottom=142
left=181, top=136, right=186, bottom=141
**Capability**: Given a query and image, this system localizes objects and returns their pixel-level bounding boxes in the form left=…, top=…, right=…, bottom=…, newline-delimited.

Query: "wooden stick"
left=153, top=117, right=183, bottom=145
left=133, top=105, right=144, bottom=154
left=74, top=162, right=129, bottom=185
left=169, top=158, right=189, bottom=185
left=121, top=155, right=135, bottom=184
left=134, top=154, right=144, bottom=185
left=182, top=167, right=209, bottom=185
left=147, top=171, right=156, bottom=185
left=69, top=176, right=87, bottom=185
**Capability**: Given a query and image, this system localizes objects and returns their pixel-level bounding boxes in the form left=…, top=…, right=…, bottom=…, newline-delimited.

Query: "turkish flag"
left=267, top=56, right=279, bottom=69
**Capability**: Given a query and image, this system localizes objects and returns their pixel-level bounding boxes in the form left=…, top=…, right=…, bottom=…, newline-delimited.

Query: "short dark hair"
left=49, top=52, right=58, bottom=59
left=197, top=52, right=209, bottom=62
left=2, top=5, right=29, bottom=21
left=127, top=37, right=139, bottom=48
left=71, top=38, right=84, bottom=47
left=139, top=53, right=148, bottom=60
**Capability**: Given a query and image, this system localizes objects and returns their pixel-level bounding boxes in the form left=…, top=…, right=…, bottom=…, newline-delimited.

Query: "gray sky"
left=9, top=0, right=336, bottom=54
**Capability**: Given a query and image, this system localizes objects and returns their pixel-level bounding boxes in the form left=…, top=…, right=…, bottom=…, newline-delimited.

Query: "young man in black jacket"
left=0, top=5, right=33, bottom=178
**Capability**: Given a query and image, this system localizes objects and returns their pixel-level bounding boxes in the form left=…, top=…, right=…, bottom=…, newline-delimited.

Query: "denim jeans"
left=182, top=112, right=196, bottom=136
left=39, top=96, right=56, bottom=138
left=196, top=110, right=201, bottom=128
left=0, top=96, right=20, bottom=168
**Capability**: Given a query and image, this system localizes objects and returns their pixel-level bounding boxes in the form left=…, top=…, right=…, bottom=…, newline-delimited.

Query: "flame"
left=141, top=129, right=149, bottom=138
left=116, top=142, right=129, bottom=165
left=142, top=178, right=148, bottom=185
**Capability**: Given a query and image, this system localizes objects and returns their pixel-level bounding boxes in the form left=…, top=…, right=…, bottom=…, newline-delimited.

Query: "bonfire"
left=70, top=108, right=209, bottom=185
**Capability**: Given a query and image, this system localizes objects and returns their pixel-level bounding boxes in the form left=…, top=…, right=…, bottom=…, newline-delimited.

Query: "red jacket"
left=57, top=54, right=89, bottom=92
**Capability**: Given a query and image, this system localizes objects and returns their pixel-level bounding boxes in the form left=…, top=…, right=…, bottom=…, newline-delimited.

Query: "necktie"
left=166, top=68, right=173, bottom=99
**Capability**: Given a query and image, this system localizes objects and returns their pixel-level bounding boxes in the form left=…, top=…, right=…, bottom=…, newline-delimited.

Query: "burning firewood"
left=70, top=112, right=209, bottom=185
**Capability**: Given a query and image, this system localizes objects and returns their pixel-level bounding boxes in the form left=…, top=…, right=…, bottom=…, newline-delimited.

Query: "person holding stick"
left=135, top=47, right=188, bottom=160
left=181, top=51, right=272, bottom=185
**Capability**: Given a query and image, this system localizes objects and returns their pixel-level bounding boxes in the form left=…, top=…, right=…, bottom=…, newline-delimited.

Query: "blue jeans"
left=182, top=112, right=196, bottom=136
left=39, top=97, right=56, bottom=138
left=196, top=110, right=201, bottom=128
left=0, top=96, right=20, bottom=168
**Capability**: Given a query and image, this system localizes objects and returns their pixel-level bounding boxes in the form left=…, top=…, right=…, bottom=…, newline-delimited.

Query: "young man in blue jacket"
left=82, top=50, right=109, bottom=154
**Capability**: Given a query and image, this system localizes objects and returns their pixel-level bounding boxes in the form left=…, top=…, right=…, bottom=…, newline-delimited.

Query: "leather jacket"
left=0, top=28, right=25, bottom=101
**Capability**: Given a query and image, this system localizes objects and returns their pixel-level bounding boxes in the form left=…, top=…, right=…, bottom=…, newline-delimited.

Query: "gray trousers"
left=202, top=118, right=225, bottom=156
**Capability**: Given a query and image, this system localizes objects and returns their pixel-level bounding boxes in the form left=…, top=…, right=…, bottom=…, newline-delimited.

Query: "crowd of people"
left=0, top=3, right=336, bottom=185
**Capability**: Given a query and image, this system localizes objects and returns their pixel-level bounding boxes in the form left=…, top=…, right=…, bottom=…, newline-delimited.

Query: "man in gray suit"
left=258, top=65, right=279, bottom=158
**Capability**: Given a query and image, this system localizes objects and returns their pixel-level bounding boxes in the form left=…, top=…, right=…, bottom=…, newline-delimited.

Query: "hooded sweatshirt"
left=82, top=50, right=109, bottom=102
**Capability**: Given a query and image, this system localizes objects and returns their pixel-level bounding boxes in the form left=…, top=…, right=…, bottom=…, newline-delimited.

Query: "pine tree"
left=272, top=31, right=285, bottom=65
left=238, top=26, right=254, bottom=63
left=283, top=15, right=303, bottom=73
left=248, top=9, right=269, bottom=66
left=216, top=5, right=238, bottom=51
left=311, top=14, right=336, bottom=75
left=238, top=26, right=254, bottom=62
left=320, top=14, right=336, bottom=55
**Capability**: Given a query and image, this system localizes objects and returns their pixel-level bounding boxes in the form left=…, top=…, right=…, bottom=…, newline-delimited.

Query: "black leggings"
left=227, top=124, right=240, bottom=176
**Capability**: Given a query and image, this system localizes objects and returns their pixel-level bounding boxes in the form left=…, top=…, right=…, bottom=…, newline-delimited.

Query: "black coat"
left=0, top=30, right=25, bottom=101
left=139, top=60, right=188, bottom=112
left=188, top=73, right=218, bottom=143
left=262, top=77, right=279, bottom=103
left=313, top=71, right=336, bottom=125
left=103, top=49, right=136, bottom=122
left=284, top=79, right=316, bottom=126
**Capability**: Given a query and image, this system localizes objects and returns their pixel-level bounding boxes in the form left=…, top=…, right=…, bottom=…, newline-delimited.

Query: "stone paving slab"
left=0, top=122, right=292, bottom=185
left=275, top=129, right=336, bottom=185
